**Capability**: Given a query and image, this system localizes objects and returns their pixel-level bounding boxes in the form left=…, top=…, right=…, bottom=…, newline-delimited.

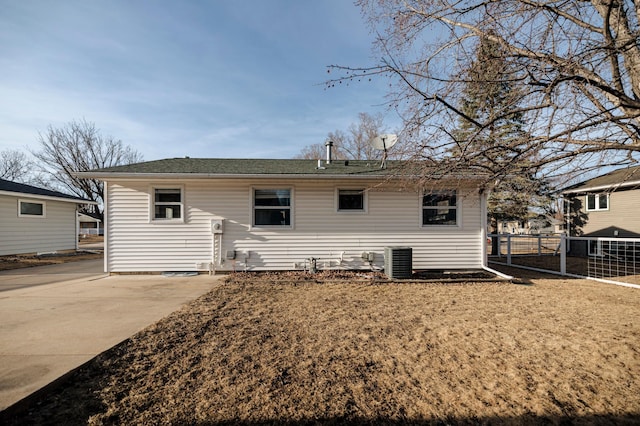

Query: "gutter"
left=562, top=179, right=640, bottom=194
left=73, top=172, right=490, bottom=182
left=480, top=190, right=512, bottom=280
left=75, top=172, right=393, bottom=180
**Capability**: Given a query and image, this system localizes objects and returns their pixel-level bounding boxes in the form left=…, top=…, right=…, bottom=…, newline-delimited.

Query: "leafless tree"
left=295, top=112, right=392, bottom=160
left=295, top=142, right=330, bottom=161
left=32, top=119, right=143, bottom=218
left=0, top=149, right=33, bottom=182
left=328, top=0, right=640, bottom=187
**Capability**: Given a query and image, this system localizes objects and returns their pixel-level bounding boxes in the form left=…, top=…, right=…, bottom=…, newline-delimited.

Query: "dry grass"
left=0, top=251, right=103, bottom=271
left=491, top=255, right=640, bottom=285
left=0, top=237, right=103, bottom=271
left=3, top=270, right=640, bottom=425
left=78, top=235, right=104, bottom=244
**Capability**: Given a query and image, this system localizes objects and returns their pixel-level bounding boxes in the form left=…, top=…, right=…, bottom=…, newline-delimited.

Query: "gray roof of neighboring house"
left=562, top=165, right=640, bottom=194
left=76, top=158, right=487, bottom=181
left=0, top=178, right=93, bottom=203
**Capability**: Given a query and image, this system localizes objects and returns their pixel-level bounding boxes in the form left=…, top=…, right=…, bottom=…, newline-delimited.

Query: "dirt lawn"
left=0, top=236, right=103, bottom=271
left=3, top=268, right=640, bottom=425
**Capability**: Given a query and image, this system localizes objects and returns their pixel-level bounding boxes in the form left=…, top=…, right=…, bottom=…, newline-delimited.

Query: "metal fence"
left=488, top=234, right=640, bottom=288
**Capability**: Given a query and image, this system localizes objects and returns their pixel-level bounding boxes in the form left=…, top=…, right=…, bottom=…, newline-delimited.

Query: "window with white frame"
left=153, top=188, right=183, bottom=220
left=253, top=188, right=291, bottom=227
left=586, top=193, right=608, bottom=211
left=18, top=199, right=45, bottom=217
left=422, top=190, right=458, bottom=226
left=337, top=189, right=365, bottom=212
left=588, top=240, right=603, bottom=256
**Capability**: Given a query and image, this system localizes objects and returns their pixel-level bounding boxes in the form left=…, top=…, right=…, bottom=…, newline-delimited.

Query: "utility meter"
left=211, top=219, right=224, bottom=234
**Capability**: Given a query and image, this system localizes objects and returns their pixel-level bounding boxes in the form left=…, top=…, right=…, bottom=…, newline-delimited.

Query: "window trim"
left=585, top=193, right=609, bottom=212
left=588, top=240, right=603, bottom=257
left=420, top=190, right=461, bottom=228
left=251, top=187, right=294, bottom=229
left=335, top=188, right=368, bottom=213
left=150, top=185, right=184, bottom=223
left=18, top=199, right=46, bottom=218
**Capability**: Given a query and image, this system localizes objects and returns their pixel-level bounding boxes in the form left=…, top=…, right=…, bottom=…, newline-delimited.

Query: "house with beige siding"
left=562, top=165, right=640, bottom=255
left=78, top=158, right=493, bottom=274
left=0, top=178, right=95, bottom=256
left=563, top=165, right=640, bottom=238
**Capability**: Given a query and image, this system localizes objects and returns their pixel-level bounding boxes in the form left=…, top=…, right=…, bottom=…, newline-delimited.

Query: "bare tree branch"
left=31, top=119, right=143, bottom=218
left=328, top=0, right=640, bottom=187
left=0, top=149, right=33, bottom=182
left=294, top=112, right=392, bottom=161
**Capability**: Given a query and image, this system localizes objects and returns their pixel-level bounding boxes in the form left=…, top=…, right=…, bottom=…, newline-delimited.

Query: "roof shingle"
left=86, top=158, right=403, bottom=176
left=562, top=165, right=640, bottom=193
left=0, top=178, right=92, bottom=203
left=79, top=158, right=489, bottom=184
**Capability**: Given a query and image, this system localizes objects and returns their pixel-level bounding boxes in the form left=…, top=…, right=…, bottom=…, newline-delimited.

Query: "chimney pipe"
left=325, top=140, right=333, bottom=164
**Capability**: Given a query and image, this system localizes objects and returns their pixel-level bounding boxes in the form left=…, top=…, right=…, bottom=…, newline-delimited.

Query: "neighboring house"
left=496, top=217, right=561, bottom=235
left=77, top=157, right=492, bottom=274
left=562, top=165, right=640, bottom=256
left=562, top=165, right=640, bottom=238
left=78, top=212, right=102, bottom=235
left=0, top=178, right=95, bottom=256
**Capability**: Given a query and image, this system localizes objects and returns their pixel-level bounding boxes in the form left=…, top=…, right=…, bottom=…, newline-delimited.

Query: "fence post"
left=560, top=234, right=566, bottom=275
left=538, top=237, right=542, bottom=256
left=507, top=234, right=512, bottom=266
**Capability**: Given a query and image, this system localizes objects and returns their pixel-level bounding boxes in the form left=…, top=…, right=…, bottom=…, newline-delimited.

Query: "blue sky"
left=0, top=1, right=396, bottom=161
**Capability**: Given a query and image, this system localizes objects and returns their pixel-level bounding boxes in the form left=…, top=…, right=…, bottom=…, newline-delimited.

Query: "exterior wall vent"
left=384, top=246, right=412, bottom=279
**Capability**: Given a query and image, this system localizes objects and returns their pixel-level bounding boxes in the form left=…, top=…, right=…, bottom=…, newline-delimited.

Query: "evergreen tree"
left=452, top=32, right=548, bottom=232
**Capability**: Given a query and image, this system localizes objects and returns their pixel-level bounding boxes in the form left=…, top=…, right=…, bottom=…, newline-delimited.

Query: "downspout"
left=480, top=188, right=513, bottom=280
left=75, top=205, right=79, bottom=251
left=211, top=233, right=221, bottom=275
left=103, top=182, right=109, bottom=274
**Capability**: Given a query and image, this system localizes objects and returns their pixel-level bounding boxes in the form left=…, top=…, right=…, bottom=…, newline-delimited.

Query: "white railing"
left=488, top=234, right=640, bottom=288
left=79, top=228, right=102, bottom=235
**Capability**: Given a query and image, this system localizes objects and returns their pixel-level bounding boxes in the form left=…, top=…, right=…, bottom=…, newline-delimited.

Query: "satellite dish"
left=370, top=134, right=398, bottom=168
left=370, top=134, right=398, bottom=151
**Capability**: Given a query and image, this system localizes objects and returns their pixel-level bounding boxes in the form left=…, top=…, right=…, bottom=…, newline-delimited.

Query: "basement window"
left=422, top=190, right=458, bottom=226
left=586, top=193, right=608, bottom=211
left=153, top=188, right=183, bottom=220
left=337, top=189, right=366, bottom=212
left=253, top=188, right=292, bottom=227
left=18, top=200, right=45, bottom=217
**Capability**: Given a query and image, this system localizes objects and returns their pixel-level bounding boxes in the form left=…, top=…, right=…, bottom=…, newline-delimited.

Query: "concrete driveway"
left=0, top=260, right=222, bottom=411
left=0, top=258, right=104, bottom=292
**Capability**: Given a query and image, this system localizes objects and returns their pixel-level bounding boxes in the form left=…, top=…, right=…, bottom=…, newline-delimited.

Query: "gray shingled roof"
left=563, top=165, right=640, bottom=193
left=83, top=158, right=413, bottom=177
left=0, top=178, right=92, bottom=203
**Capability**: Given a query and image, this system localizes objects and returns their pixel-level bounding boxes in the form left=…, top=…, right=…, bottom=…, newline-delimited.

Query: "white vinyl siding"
left=104, top=179, right=484, bottom=273
left=0, top=194, right=77, bottom=255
